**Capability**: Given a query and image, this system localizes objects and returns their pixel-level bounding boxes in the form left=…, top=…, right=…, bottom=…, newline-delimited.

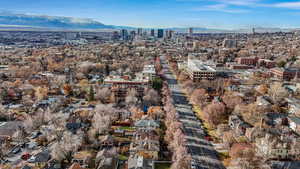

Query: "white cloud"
left=194, top=4, right=250, bottom=13
left=177, top=0, right=260, bottom=6
left=215, top=0, right=259, bottom=6
left=271, top=1, right=300, bottom=9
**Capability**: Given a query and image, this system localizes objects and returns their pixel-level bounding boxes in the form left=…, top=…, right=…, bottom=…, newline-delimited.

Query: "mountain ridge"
left=0, top=12, right=296, bottom=33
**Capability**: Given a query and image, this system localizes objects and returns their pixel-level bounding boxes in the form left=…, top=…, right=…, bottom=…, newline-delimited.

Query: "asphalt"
left=161, top=55, right=226, bottom=169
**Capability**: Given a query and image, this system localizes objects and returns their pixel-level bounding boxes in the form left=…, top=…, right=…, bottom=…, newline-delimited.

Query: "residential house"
left=72, top=151, right=94, bottom=168
left=288, top=116, right=300, bottom=135
left=0, top=121, right=23, bottom=141
left=68, top=163, right=85, bottom=169
left=130, top=139, right=160, bottom=160
left=256, top=96, right=272, bottom=107
left=255, top=133, right=299, bottom=160
left=95, top=148, right=118, bottom=169
left=228, top=115, right=252, bottom=136
left=99, top=135, right=115, bottom=148
left=285, top=98, right=300, bottom=115
left=128, top=155, right=152, bottom=169
left=134, top=119, right=159, bottom=130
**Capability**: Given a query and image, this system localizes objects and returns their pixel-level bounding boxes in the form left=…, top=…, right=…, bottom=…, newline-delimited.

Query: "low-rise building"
left=271, top=68, right=300, bottom=81
left=236, top=57, right=258, bottom=66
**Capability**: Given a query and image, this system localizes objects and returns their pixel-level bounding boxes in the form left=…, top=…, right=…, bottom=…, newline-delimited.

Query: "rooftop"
left=187, top=59, right=216, bottom=72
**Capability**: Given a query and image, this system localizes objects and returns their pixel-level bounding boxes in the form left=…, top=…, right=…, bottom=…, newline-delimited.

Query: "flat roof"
left=188, top=59, right=216, bottom=72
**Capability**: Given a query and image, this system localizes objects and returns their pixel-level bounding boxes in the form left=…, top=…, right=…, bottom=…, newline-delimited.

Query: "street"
left=161, top=55, right=225, bottom=169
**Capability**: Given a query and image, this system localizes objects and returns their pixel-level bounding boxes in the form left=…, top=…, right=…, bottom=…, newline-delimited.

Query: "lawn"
left=155, top=163, right=171, bottom=169
left=193, top=105, right=218, bottom=140
left=119, top=126, right=135, bottom=131
left=119, top=154, right=128, bottom=161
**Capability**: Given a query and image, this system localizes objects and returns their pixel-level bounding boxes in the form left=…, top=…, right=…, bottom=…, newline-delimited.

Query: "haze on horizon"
left=1, top=0, right=300, bottom=29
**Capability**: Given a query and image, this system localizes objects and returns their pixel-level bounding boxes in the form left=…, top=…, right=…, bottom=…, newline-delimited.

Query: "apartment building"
left=104, top=75, right=150, bottom=102
left=187, top=58, right=217, bottom=81
left=142, top=65, right=156, bottom=81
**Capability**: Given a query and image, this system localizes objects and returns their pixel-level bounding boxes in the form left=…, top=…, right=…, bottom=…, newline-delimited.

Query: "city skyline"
left=1, top=0, right=300, bottom=29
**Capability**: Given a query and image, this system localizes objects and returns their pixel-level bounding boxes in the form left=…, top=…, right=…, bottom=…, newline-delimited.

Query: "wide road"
left=161, top=55, right=225, bottom=169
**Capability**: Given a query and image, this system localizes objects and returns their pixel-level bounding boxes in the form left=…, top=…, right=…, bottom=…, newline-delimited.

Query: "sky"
left=1, top=0, right=300, bottom=29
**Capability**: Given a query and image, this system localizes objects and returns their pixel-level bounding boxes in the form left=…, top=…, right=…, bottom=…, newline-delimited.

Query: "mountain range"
left=0, top=12, right=296, bottom=33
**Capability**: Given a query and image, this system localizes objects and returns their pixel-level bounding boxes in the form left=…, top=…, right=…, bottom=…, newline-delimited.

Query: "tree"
left=62, top=84, right=72, bottom=96
left=88, top=85, right=95, bottom=101
left=51, top=131, right=83, bottom=163
left=125, top=88, right=138, bottom=106
left=203, top=102, right=226, bottom=128
left=222, top=92, right=243, bottom=111
left=91, top=104, right=117, bottom=135
left=152, top=77, right=163, bottom=91
left=171, top=145, right=191, bottom=169
left=190, top=88, right=207, bottom=108
left=147, top=106, right=164, bottom=119
left=178, top=72, right=189, bottom=82
left=130, top=106, right=144, bottom=121
left=23, top=115, right=34, bottom=133
left=277, top=60, right=286, bottom=68
left=143, top=89, right=160, bottom=106
left=256, top=84, right=268, bottom=95
left=95, top=87, right=111, bottom=103
left=182, top=80, right=196, bottom=95
left=268, top=82, right=288, bottom=103
left=237, top=103, right=266, bottom=126
left=35, top=86, right=48, bottom=101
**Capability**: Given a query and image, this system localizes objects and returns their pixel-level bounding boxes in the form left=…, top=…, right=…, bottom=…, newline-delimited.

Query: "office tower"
left=150, top=29, right=155, bottom=37
left=157, top=29, right=164, bottom=38
left=137, top=28, right=143, bottom=36
left=166, top=30, right=173, bottom=39
left=252, top=28, right=256, bottom=35
left=121, top=29, right=129, bottom=41
left=130, top=31, right=136, bottom=40
left=189, top=28, right=193, bottom=36
left=112, top=31, right=120, bottom=41
left=223, top=39, right=237, bottom=48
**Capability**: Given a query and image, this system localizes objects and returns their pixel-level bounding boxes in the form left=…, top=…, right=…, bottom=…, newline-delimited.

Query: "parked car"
left=31, top=131, right=42, bottom=139
left=11, top=146, right=21, bottom=154
left=27, top=155, right=36, bottom=163
left=21, top=153, right=31, bottom=160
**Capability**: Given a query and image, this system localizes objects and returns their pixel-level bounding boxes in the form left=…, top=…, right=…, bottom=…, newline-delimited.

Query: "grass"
left=118, top=126, right=135, bottom=131
left=119, top=154, right=128, bottom=161
left=193, top=105, right=219, bottom=140
left=155, top=163, right=171, bottom=169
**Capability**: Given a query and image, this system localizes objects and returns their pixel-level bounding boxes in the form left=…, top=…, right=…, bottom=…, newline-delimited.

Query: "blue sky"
left=1, top=0, right=300, bottom=29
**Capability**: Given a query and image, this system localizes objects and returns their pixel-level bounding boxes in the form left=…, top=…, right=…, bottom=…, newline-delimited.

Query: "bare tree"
left=222, top=92, right=243, bottom=111
left=203, top=102, right=226, bottom=128
left=171, top=145, right=191, bottom=169
left=268, top=82, right=288, bottom=103
left=125, top=88, right=138, bottom=106
left=35, top=86, right=48, bottom=101
left=190, top=88, right=207, bottom=108
left=95, top=87, right=111, bottom=103
left=143, top=89, right=160, bottom=106
left=91, top=104, right=117, bottom=135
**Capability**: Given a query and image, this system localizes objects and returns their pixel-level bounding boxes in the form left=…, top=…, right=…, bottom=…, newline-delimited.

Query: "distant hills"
left=0, top=12, right=118, bottom=30
left=0, top=12, right=296, bottom=33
